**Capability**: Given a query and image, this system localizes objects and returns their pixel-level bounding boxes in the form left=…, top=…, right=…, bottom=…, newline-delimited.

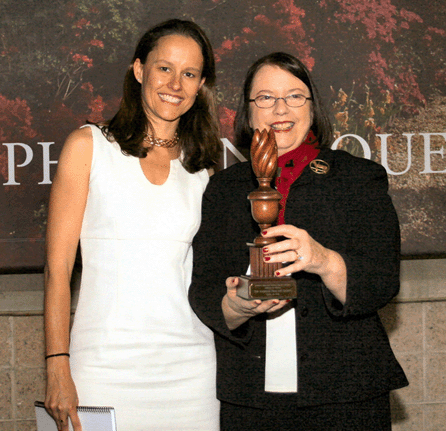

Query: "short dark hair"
left=102, top=19, right=221, bottom=173
left=234, top=52, right=333, bottom=149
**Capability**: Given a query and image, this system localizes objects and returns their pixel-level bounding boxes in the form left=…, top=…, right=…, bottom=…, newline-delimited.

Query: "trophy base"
left=237, top=275, right=297, bottom=300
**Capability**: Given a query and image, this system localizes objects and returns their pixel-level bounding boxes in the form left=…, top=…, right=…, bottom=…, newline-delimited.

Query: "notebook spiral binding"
left=78, top=406, right=114, bottom=413
left=35, top=401, right=114, bottom=413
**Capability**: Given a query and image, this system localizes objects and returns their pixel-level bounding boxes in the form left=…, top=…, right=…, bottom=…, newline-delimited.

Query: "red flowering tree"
left=2, top=0, right=444, bottom=145
left=0, top=95, right=38, bottom=181
left=0, top=0, right=148, bottom=142
left=208, top=0, right=446, bottom=150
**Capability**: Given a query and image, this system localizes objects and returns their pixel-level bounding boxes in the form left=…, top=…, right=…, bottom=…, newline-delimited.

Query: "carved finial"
left=251, top=129, right=278, bottom=179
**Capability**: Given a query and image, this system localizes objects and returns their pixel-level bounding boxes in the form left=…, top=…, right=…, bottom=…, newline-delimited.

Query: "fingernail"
left=262, top=231, right=268, bottom=235
left=262, top=247, right=268, bottom=253
left=275, top=271, right=280, bottom=277
left=264, top=256, right=271, bottom=262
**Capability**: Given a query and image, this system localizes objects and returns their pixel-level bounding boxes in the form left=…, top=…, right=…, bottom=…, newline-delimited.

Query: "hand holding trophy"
left=237, top=129, right=297, bottom=300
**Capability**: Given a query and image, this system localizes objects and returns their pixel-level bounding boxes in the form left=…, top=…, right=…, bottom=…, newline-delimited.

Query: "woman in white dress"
left=44, top=19, right=221, bottom=431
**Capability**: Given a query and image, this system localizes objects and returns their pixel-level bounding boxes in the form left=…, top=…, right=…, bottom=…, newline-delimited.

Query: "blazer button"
left=300, top=306, right=309, bottom=317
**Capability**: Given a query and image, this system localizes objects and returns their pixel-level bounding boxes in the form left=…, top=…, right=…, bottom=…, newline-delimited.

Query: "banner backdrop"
left=1, top=0, right=445, bottom=271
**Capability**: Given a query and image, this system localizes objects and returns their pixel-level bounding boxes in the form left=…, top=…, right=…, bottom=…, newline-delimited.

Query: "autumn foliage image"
left=1, top=0, right=445, bottom=269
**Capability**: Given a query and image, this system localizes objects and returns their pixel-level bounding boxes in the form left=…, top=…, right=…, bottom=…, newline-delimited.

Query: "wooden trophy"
left=237, top=129, right=297, bottom=300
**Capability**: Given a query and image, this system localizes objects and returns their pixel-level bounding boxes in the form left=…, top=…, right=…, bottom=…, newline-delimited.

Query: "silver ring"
left=295, top=250, right=303, bottom=261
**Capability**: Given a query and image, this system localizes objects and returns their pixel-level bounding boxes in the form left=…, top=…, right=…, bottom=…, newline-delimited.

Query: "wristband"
left=45, top=353, right=70, bottom=360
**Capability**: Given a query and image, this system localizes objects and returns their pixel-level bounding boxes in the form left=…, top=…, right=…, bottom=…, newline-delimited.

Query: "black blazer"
left=189, top=148, right=408, bottom=409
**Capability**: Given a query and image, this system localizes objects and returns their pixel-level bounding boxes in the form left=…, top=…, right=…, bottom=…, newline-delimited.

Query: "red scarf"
left=275, top=132, right=320, bottom=225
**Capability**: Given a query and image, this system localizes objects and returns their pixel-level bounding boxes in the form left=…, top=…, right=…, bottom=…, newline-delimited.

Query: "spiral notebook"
left=35, top=401, right=117, bottom=431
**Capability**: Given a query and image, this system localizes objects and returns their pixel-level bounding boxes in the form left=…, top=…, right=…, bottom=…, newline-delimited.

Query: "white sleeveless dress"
left=69, top=125, right=219, bottom=431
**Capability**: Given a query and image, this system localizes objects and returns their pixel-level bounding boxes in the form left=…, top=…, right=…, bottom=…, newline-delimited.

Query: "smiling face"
left=249, top=65, right=313, bottom=156
left=133, top=34, right=205, bottom=136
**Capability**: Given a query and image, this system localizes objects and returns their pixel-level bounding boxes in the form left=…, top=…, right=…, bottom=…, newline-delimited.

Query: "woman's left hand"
left=261, top=225, right=327, bottom=276
left=262, top=225, right=347, bottom=303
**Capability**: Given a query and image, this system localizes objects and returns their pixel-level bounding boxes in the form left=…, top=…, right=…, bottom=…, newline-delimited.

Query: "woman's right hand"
left=45, top=358, right=82, bottom=431
left=222, top=276, right=290, bottom=330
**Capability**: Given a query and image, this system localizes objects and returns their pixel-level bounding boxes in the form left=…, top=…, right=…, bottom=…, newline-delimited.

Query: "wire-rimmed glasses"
left=249, top=94, right=313, bottom=109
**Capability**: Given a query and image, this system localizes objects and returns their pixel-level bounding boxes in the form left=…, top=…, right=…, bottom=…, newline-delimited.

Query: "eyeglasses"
left=249, top=94, right=313, bottom=109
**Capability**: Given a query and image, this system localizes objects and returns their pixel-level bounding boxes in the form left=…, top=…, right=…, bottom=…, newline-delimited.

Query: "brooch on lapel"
left=309, top=159, right=330, bottom=175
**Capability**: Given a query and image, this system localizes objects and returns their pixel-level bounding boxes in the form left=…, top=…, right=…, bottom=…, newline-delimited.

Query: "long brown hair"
left=101, top=19, right=221, bottom=173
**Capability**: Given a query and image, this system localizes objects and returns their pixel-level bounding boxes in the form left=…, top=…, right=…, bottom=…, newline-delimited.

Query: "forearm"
left=44, top=265, right=72, bottom=358
left=318, top=249, right=347, bottom=304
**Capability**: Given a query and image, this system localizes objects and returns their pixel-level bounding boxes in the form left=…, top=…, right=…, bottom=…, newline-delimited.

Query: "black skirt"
left=220, top=393, right=391, bottom=431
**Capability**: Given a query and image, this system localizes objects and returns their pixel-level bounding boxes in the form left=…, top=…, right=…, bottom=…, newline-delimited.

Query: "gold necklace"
left=144, top=132, right=179, bottom=148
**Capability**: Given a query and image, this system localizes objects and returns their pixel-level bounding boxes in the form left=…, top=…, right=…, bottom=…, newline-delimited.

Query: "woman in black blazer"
left=189, top=52, right=408, bottom=431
